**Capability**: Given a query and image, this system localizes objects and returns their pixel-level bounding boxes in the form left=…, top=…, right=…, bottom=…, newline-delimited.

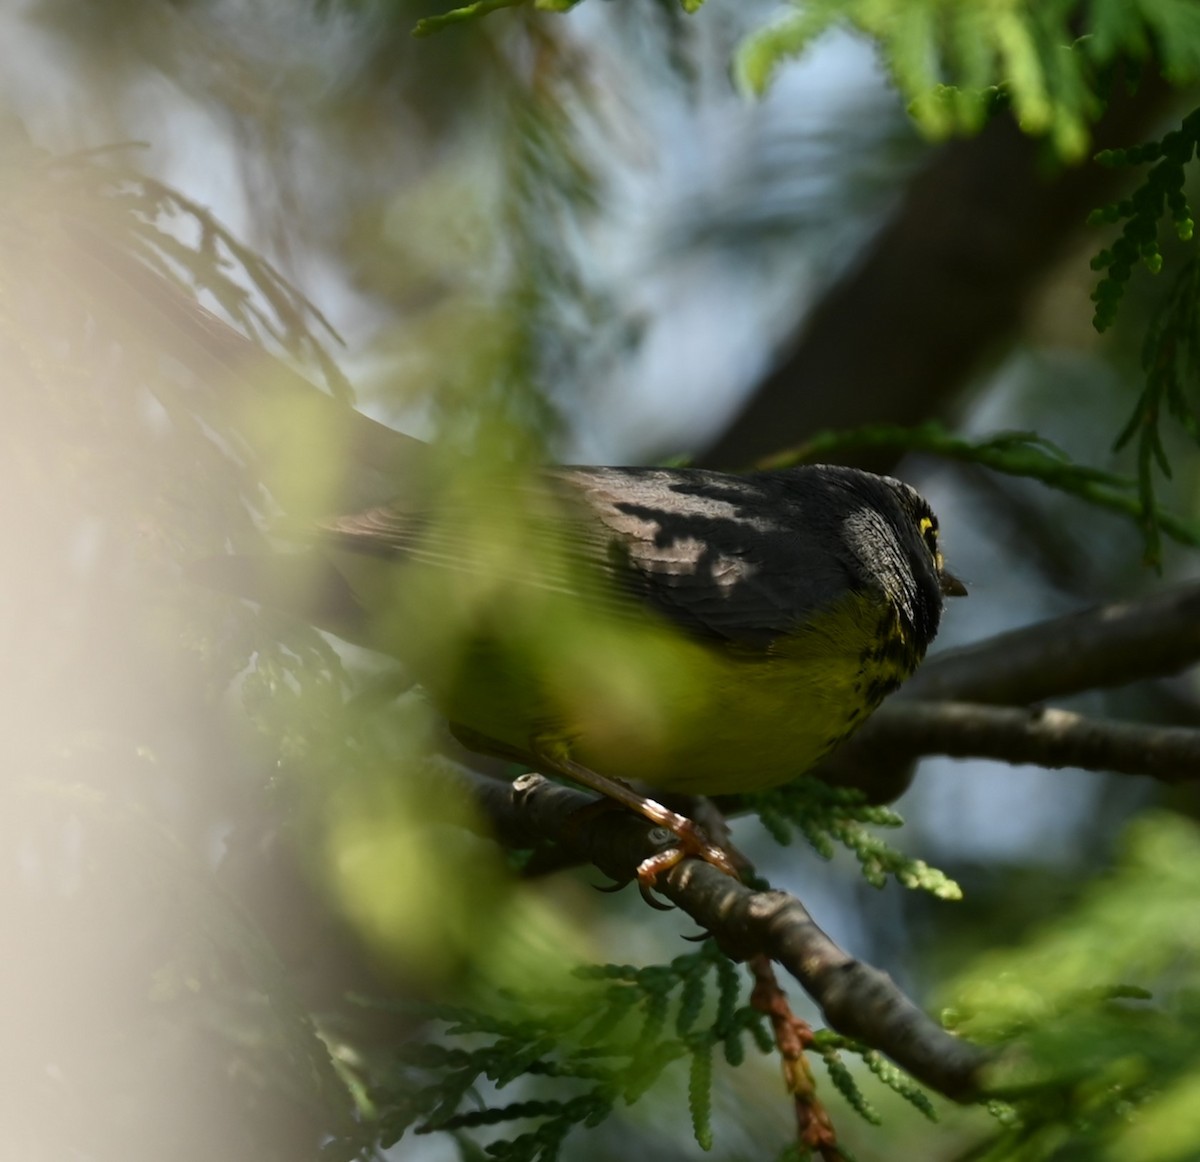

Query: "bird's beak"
left=939, top=570, right=968, bottom=598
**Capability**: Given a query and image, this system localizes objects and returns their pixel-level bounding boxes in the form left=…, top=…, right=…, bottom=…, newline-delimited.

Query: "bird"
left=68, top=225, right=962, bottom=881
left=197, top=458, right=964, bottom=884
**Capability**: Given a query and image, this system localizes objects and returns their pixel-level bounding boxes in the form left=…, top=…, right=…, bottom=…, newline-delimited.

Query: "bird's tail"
left=191, top=552, right=374, bottom=647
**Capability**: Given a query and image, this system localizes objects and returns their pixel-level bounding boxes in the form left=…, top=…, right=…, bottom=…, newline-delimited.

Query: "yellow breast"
left=441, top=589, right=920, bottom=798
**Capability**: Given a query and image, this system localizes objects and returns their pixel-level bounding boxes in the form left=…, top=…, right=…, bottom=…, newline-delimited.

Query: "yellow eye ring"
left=918, top=516, right=936, bottom=538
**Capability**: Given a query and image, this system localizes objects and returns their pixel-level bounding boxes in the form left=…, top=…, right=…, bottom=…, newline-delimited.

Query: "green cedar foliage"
left=414, top=1, right=1200, bottom=165
left=1089, top=112, right=1200, bottom=563
left=753, top=779, right=963, bottom=900
left=943, top=814, right=1200, bottom=1162
left=766, top=422, right=1200, bottom=565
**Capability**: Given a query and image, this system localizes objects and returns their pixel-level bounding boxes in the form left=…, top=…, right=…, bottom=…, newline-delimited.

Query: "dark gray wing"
left=316, top=484, right=590, bottom=601
left=318, top=465, right=866, bottom=650
left=552, top=466, right=861, bottom=647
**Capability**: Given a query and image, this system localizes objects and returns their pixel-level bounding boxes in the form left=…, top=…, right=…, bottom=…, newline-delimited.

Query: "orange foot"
left=635, top=817, right=740, bottom=889
left=530, top=740, right=745, bottom=898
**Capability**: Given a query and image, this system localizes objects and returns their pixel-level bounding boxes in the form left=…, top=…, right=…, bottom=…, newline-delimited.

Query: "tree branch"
left=815, top=580, right=1200, bottom=800
left=444, top=766, right=992, bottom=1102
left=904, top=581, right=1200, bottom=705
left=860, top=700, right=1200, bottom=782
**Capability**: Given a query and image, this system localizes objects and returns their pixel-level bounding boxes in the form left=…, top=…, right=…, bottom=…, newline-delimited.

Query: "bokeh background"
left=4, top=2, right=1200, bottom=1159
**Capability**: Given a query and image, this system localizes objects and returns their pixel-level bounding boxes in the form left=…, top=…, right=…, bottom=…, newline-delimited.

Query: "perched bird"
left=71, top=226, right=963, bottom=878
left=199, top=459, right=964, bottom=881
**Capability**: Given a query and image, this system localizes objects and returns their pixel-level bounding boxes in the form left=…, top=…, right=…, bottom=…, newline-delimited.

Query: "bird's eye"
left=918, top=515, right=938, bottom=554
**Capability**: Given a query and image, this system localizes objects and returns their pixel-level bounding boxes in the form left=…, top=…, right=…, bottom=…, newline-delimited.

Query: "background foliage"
left=6, top=1, right=1200, bottom=1159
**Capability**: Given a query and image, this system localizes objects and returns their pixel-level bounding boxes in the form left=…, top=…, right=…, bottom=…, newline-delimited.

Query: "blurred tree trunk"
left=702, top=73, right=1175, bottom=471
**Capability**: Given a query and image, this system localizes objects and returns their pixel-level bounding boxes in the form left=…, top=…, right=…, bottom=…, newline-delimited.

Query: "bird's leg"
left=668, top=792, right=756, bottom=880
left=450, top=722, right=741, bottom=887
left=530, top=739, right=740, bottom=887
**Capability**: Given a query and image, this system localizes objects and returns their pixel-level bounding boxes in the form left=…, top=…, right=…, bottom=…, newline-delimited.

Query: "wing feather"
left=318, top=466, right=864, bottom=649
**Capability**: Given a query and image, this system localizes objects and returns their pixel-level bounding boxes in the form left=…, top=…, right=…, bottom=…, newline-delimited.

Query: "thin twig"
left=748, top=954, right=845, bottom=1161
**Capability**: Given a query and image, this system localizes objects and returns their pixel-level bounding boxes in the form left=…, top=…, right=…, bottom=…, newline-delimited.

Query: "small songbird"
left=199, top=460, right=964, bottom=880
left=72, top=224, right=961, bottom=880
